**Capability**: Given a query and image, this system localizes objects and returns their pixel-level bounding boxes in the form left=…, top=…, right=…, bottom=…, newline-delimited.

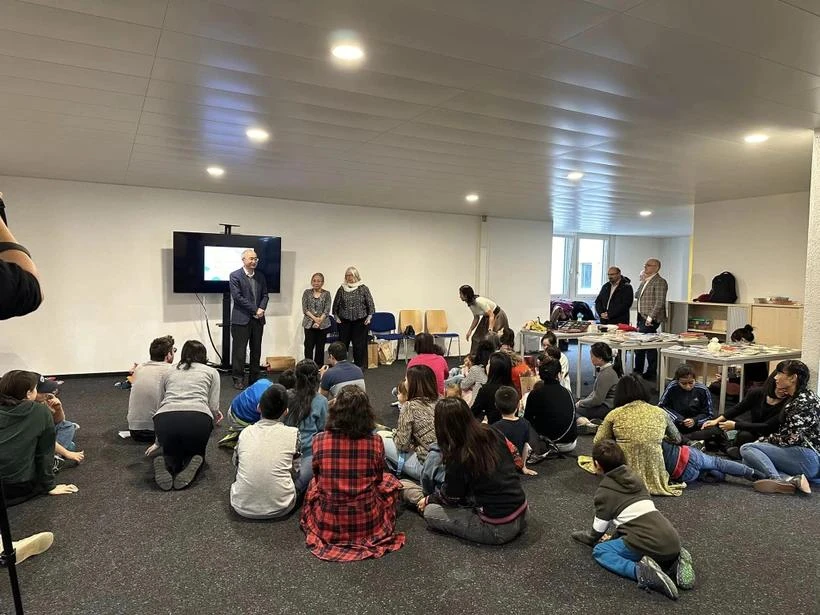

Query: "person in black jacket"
left=594, top=267, right=634, bottom=325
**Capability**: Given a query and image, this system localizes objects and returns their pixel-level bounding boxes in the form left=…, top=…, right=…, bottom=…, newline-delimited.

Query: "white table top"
left=660, top=345, right=801, bottom=365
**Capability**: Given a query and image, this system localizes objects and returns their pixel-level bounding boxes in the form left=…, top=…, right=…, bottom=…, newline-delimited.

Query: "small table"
left=659, top=345, right=802, bottom=415
left=576, top=334, right=708, bottom=398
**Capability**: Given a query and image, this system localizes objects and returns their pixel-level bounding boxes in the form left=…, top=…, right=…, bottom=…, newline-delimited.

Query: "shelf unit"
left=668, top=301, right=749, bottom=341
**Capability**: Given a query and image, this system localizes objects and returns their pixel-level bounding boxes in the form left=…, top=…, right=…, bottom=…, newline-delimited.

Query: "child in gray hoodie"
left=572, top=439, right=695, bottom=600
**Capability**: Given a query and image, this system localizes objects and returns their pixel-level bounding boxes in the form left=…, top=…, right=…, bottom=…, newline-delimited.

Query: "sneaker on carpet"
left=13, top=532, right=54, bottom=564
left=689, top=440, right=705, bottom=451
left=725, top=445, right=741, bottom=460
left=670, top=547, right=696, bottom=590
left=52, top=455, right=64, bottom=473
left=173, top=455, right=204, bottom=490
left=577, top=423, right=598, bottom=435
left=218, top=431, right=240, bottom=448
left=153, top=456, right=173, bottom=491
left=636, top=556, right=679, bottom=600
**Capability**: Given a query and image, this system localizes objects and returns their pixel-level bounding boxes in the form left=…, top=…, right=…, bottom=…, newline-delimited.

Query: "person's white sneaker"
left=13, top=532, right=54, bottom=564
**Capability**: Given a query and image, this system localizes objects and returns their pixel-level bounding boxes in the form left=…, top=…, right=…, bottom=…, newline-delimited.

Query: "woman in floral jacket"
left=301, top=386, right=405, bottom=561
left=741, top=360, right=820, bottom=496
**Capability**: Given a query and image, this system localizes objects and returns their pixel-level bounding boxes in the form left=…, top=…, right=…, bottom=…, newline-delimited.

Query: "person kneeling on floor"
left=415, top=397, right=528, bottom=545
left=230, top=384, right=302, bottom=520
left=572, top=439, right=694, bottom=601
left=152, top=341, right=223, bottom=491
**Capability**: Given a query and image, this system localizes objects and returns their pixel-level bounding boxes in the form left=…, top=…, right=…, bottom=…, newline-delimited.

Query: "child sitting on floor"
left=35, top=375, right=84, bottom=470
left=661, top=440, right=761, bottom=484
left=658, top=364, right=715, bottom=443
left=491, top=386, right=536, bottom=476
left=230, top=384, right=301, bottom=520
left=219, top=377, right=274, bottom=448
left=571, top=439, right=694, bottom=601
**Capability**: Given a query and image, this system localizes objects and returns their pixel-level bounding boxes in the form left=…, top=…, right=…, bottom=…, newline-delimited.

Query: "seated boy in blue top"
left=218, top=369, right=295, bottom=448
left=572, top=440, right=694, bottom=600
left=658, top=364, right=714, bottom=440
left=490, top=386, right=536, bottom=476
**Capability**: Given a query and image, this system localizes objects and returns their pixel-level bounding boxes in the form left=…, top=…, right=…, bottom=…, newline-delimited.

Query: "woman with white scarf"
left=332, top=266, right=375, bottom=370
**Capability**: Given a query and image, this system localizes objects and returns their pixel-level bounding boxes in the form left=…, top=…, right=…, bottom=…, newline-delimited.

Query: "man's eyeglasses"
left=172, top=347, right=177, bottom=353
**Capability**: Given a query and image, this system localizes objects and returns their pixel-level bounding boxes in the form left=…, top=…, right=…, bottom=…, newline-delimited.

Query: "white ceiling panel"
left=0, top=0, right=817, bottom=235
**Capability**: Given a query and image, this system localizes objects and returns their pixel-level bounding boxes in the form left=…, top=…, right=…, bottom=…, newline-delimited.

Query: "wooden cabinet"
left=667, top=301, right=749, bottom=340
left=750, top=304, right=803, bottom=349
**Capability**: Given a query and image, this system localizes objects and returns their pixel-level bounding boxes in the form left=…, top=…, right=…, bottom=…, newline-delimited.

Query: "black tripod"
left=0, top=480, right=24, bottom=614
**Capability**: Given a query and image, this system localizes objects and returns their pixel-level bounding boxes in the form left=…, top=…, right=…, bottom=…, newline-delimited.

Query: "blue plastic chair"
left=369, top=312, right=405, bottom=360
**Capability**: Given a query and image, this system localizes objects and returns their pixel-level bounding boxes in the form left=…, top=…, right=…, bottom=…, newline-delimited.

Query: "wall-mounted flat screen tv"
left=173, top=231, right=281, bottom=293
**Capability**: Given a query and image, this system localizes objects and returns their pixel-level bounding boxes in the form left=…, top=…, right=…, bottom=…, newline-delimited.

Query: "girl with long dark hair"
left=417, top=397, right=527, bottom=545
left=284, top=359, right=328, bottom=490
left=470, top=351, right=513, bottom=423
left=153, top=340, right=222, bottom=491
left=381, top=364, right=438, bottom=480
left=741, top=360, right=820, bottom=495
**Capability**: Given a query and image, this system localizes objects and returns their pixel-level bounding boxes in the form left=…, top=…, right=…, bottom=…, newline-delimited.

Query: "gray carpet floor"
left=4, top=344, right=819, bottom=615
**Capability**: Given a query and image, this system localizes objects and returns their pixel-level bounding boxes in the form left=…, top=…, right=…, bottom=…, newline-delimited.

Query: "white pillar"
left=803, top=129, right=820, bottom=388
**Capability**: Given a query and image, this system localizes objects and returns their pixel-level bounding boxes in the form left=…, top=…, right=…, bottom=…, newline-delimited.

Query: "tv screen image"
left=203, top=245, right=252, bottom=282
left=173, top=231, right=281, bottom=294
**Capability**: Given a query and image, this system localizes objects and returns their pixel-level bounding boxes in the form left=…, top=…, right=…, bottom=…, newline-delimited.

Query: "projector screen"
left=203, top=245, right=252, bottom=281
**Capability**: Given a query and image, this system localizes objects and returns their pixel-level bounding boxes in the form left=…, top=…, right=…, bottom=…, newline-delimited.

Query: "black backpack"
left=708, top=272, right=737, bottom=303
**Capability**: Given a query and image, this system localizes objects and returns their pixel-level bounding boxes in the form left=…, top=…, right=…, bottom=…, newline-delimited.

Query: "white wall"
left=485, top=217, right=553, bottom=329
left=611, top=236, right=661, bottom=288
left=0, top=176, right=507, bottom=374
left=692, top=192, right=809, bottom=302
left=657, top=236, right=691, bottom=302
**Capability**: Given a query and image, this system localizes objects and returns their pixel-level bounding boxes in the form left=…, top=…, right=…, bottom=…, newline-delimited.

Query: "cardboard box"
left=266, top=356, right=296, bottom=372
left=367, top=343, right=379, bottom=369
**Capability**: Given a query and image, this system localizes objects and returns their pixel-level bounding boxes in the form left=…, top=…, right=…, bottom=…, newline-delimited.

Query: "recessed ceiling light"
left=465, top=193, right=479, bottom=203
left=331, top=44, right=365, bottom=62
left=206, top=166, right=225, bottom=177
left=744, top=133, right=768, bottom=144
left=246, top=128, right=270, bottom=143
left=639, top=210, right=653, bottom=217
left=567, top=171, right=584, bottom=181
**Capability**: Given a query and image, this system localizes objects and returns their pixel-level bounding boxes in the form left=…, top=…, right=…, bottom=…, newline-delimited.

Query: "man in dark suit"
left=594, top=267, right=634, bottom=325
left=230, top=249, right=268, bottom=390
left=634, top=258, right=668, bottom=380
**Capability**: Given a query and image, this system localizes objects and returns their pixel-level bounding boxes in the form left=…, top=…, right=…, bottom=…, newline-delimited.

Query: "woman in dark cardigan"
left=332, top=266, right=375, bottom=370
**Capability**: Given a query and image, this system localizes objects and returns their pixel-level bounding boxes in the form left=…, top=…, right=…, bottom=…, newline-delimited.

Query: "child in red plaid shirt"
left=300, top=386, right=405, bottom=562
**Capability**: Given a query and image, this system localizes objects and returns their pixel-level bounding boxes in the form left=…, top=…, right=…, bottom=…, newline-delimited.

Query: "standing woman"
left=333, top=266, right=375, bottom=370
left=460, top=285, right=509, bottom=356
left=302, top=273, right=332, bottom=365
left=153, top=340, right=222, bottom=491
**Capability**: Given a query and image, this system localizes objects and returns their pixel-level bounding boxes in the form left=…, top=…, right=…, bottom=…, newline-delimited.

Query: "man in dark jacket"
left=230, top=249, right=269, bottom=390
left=594, top=267, right=634, bottom=325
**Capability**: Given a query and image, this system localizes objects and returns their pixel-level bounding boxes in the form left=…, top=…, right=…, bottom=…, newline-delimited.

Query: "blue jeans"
left=681, top=447, right=755, bottom=483
left=740, top=442, right=820, bottom=483
left=380, top=436, right=424, bottom=480
left=55, top=420, right=78, bottom=451
left=592, top=537, right=642, bottom=580
left=294, top=455, right=313, bottom=492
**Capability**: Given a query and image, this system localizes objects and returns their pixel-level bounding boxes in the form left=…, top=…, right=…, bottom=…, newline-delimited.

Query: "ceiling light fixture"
left=331, top=44, right=365, bottom=62
left=567, top=171, right=584, bottom=181
left=206, top=166, right=225, bottom=177
left=639, top=210, right=653, bottom=217
left=246, top=128, right=270, bottom=143
left=744, top=133, right=768, bottom=144
left=465, top=193, right=479, bottom=203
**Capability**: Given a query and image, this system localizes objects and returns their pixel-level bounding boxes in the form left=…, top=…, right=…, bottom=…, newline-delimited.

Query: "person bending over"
left=415, top=397, right=528, bottom=545
left=284, top=360, right=328, bottom=491
left=127, top=335, right=176, bottom=444
left=218, top=377, right=274, bottom=449
left=300, top=386, right=405, bottom=562
left=571, top=440, right=694, bottom=601
left=231, top=384, right=301, bottom=520
left=658, top=364, right=714, bottom=442
left=153, top=341, right=222, bottom=491
left=0, top=370, right=78, bottom=505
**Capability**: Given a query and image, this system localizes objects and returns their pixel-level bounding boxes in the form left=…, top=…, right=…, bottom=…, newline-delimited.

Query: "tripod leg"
left=0, top=481, right=25, bottom=614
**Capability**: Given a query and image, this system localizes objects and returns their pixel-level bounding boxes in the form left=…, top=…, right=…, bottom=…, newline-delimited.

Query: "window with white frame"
left=551, top=234, right=610, bottom=298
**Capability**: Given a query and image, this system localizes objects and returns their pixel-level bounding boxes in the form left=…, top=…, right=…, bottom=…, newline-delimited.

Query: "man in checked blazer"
left=633, top=258, right=668, bottom=380
left=230, top=249, right=268, bottom=390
